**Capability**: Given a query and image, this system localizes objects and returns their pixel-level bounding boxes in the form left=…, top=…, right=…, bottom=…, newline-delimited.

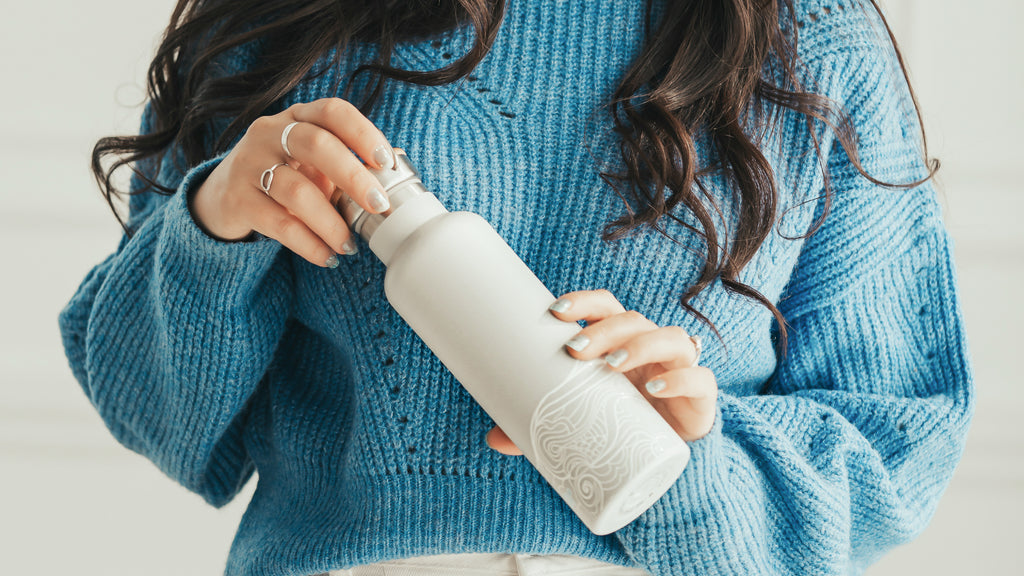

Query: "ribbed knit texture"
left=59, top=1, right=974, bottom=575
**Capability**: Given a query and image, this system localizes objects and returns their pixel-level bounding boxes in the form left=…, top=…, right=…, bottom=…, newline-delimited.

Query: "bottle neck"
left=337, top=151, right=449, bottom=266
left=366, top=191, right=448, bottom=266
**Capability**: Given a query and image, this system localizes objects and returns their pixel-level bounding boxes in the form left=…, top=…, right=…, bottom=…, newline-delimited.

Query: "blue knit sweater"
left=59, top=0, right=974, bottom=574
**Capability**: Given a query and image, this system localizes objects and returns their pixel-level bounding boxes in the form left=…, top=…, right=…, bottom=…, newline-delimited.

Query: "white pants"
left=329, top=552, right=652, bottom=575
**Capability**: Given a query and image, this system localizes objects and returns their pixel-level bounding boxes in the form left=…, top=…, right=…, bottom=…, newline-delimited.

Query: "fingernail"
left=342, top=239, right=359, bottom=255
left=374, top=144, right=395, bottom=170
left=325, top=254, right=340, bottom=269
left=548, top=298, right=573, bottom=313
left=605, top=348, right=628, bottom=368
left=645, top=379, right=667, bottom=395
left=367, top=187, right=390, bottom=212
left=565, top=333, right=590, bottom=352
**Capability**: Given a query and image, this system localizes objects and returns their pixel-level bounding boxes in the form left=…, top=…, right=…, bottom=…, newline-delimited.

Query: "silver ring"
left=281, top=121, right=300, bottom=158
left=259, top=162, right=289, bottom=195
left=689, top=334, right=703, bottom=366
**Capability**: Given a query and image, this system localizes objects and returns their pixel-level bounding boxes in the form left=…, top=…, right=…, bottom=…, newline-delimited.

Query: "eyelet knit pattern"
left=59, top=1, right=974, bottom=575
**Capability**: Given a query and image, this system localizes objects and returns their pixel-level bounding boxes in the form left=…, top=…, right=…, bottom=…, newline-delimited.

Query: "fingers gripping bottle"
left=339, top=151, right=690, bottom=535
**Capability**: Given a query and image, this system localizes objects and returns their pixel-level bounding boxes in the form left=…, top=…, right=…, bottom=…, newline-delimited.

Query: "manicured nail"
left=645, top=379, right=667, bottom=395
left=373, top=144, right=395, bottom=170
left=342, top=239, right=359, bottom=255
left=605, top=349, right=628, bottom=368
left=325, top=254, right=340, bottom=269
left=367, top=187, right=390, bottom=212
left=548, top=298, right=573, bottom=313
left=565, top=333, right=590, bottom=352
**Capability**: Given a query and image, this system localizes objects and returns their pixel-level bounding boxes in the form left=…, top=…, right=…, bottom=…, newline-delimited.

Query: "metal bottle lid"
left=337, top=150, right=427, bottom=241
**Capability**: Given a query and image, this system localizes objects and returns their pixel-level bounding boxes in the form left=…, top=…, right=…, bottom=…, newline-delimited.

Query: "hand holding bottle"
left=486, top=288, right=718, bottom=455
left=348, top=150, right=695, bottom=534
left=189, top=97, right=398, bottom=267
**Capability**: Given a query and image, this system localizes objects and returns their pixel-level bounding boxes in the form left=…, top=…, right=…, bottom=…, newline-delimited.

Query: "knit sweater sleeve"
left=615, top=3, right=974, bottom=575
left=58, top=101, right=290, bottom=507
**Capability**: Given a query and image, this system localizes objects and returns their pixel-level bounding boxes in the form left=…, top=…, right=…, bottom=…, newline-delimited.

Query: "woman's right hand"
left=190, top=97, right=397, bottom=267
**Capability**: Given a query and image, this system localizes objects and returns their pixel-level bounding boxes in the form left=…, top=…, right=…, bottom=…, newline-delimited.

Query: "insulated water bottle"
left=338, top=151, right=690, bottom=535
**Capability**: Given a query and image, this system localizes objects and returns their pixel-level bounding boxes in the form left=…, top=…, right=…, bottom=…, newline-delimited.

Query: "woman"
left=62, top=0, right=974, bottom=574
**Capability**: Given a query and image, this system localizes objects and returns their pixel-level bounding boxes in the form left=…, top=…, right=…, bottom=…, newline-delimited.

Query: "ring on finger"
left=281, top=121, right=300, bottom=158
left=689, top=334, right=703, bottom=366
left=259, top=162, right=289, bottom=195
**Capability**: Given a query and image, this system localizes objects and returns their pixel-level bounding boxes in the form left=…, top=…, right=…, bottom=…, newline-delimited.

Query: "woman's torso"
left=221, top=1, right=822, bottom=574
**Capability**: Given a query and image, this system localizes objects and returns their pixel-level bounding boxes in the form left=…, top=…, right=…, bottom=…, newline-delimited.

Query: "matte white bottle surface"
left=340, top=152, right=690, bottom=535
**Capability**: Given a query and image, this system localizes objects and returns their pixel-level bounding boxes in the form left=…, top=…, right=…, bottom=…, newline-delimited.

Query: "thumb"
left=485, top=426, right=524, bottom=456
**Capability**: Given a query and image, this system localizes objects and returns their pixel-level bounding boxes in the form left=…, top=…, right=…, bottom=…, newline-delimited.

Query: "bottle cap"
left=337, top=150, right=424, bottom=239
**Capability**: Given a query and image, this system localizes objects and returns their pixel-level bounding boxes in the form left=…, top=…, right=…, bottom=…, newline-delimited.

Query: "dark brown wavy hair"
left=91, top=0, right=937, bottom=355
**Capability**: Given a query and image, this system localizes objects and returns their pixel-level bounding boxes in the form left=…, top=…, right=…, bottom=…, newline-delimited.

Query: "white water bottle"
left=339, top=151, right=690, bottom=535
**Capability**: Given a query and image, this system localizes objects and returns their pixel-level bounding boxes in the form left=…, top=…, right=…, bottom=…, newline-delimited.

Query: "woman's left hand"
left=485, top=289, right=719, bottom=456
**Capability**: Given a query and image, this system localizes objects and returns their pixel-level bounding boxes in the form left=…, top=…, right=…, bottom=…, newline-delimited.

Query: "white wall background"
left=0, top=1, right=1019, bottom=574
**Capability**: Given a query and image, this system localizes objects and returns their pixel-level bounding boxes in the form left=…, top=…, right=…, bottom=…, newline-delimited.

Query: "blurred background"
left=0, top=1, right=1019, bottom=574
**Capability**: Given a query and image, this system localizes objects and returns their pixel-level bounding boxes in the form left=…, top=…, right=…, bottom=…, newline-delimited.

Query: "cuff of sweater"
left=629, top=396, right=727, bottom=523
left=157, top=156, right=283, bottom=295
left=615, top=396, right=731, bottom=565
left=664, top=394, right=727, bottom=506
